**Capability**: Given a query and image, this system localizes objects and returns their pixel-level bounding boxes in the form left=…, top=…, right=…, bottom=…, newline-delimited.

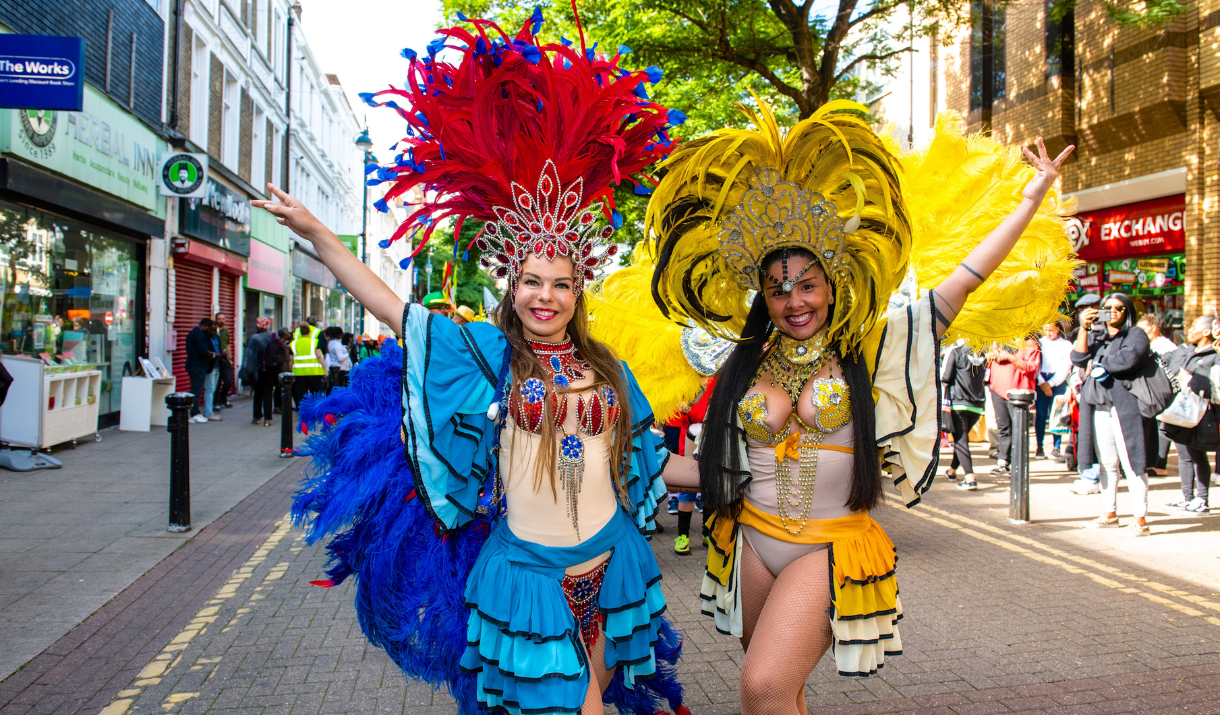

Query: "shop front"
left=171, top=178, right=249, bottom=390
left=0, top=84, right=160, bottom=424
left=1066, top=194, right=1185, bottom=337
left=243, top=210, right=290, bottom=338
left=291, top=240, right=340, bottom=328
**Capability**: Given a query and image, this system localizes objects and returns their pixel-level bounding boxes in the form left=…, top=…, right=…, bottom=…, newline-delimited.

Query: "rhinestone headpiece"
left=719, top=168, right=855, bottom=292
left=476, top=160, right=618, bottom=297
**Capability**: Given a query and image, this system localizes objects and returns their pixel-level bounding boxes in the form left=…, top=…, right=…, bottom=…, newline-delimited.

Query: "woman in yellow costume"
left=647, top=101, right=1075, bottom=714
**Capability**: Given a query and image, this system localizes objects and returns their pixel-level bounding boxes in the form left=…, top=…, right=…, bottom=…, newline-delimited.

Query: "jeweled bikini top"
left=737, top=333, right=851, bottom=445
left=509, top=337, right=619, bottom=439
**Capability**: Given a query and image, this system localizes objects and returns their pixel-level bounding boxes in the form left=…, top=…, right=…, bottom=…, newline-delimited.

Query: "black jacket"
left=1163, top=343, right=1218, bottom=450
left=184, top=327, right=216, bottom=372
left=1070, top=326, right=1152, bottom=475
left=942, top=344, right=987, bottom=409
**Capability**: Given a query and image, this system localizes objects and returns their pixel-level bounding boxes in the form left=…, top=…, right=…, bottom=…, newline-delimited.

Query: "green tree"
left=412, top=221, right=503, bottom=311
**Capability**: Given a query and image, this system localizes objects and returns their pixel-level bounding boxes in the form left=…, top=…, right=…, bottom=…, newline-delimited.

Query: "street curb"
left=0, top=458, right=311, bottom=715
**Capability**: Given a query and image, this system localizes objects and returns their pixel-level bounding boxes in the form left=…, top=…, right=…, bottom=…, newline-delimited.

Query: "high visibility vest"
left=291, top=332, right=325, bottom=376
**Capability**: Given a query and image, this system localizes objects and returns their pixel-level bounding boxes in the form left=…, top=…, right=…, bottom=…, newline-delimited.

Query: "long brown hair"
left=495, top=292, right=633, bottom=505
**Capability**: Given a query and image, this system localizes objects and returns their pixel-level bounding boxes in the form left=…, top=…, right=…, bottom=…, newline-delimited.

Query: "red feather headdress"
left=360, top=6, right=682, bottom=296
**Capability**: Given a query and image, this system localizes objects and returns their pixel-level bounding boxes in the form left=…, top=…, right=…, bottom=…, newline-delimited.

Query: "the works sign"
left=181, top=178, right=252, bottom=256
left=1065, top=194, right=1185, bottom=262
left=0, top=35, right=85, bottom=111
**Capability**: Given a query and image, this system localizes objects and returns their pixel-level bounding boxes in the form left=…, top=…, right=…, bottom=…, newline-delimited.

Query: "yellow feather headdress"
left=645, top=99, right=910, bottom=354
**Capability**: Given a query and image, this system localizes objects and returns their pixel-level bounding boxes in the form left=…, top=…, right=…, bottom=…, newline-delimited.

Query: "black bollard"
left=166, top=392, right=195, bottom=532
left=1006, top=389, right=1036, bottom=524
left=279, top=372, right=296, bottom=458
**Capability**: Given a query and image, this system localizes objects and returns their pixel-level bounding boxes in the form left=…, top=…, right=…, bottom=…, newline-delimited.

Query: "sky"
left=297, top=0, right=443, bottom=157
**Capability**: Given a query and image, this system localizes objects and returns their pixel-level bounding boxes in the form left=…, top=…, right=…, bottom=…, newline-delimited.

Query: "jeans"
left=253, top=372, right=277, bottom=421
left=1033, top=380, right=1065, bottom=452
left=990, top=390, right=1013, bottom=463
left=1175, top=443, right=1211, bottom=502
left=186, top=366, right=206, bottom=417
left=203, top=368, right=219, bottom=416
left=1094, top=406, right=1148, bottom=518
left=950, top=409, right=981, bottom=475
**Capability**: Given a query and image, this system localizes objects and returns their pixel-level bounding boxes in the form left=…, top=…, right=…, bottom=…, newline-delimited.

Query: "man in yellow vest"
left=290, top=322, right=326, bottom=409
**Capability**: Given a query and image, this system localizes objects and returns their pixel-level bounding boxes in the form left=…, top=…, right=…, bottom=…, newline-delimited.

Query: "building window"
left=251, top=105, right=266, bottom=190
left=272, top=10, right=285, bottom=81
left=969, top=0, right=1006, bottom=115
left=189, top=35, right=209, bottom=147
left=222, top=71, right=239, bottom=168
left=1046, top=0, right=1075, bottom=79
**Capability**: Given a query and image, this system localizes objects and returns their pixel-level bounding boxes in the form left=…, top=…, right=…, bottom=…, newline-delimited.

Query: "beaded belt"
left=561, top=558, right=610, bottom=652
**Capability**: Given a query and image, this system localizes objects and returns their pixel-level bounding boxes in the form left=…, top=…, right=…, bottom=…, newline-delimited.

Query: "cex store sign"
left=1064, top=194, right=1185, bottom=262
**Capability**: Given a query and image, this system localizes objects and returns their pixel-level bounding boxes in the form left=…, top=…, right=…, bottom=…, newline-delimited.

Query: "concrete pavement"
left=0, top=396, right=298, bottom=681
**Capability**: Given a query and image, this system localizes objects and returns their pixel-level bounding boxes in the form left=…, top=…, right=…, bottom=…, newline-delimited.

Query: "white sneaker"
left=1183, top=497, right=1210, bottom=514
left=191, top=414, right=208, bottom=424
left=1070, top=480, right=1100, bottom=495
left=1165, top=497, right=1190, bottom=510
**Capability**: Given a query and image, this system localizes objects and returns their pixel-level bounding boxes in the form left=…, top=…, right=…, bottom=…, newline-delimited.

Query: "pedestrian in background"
left=987, top=335, right=1042, bottom=475
left=203, top=321, right=223, bottom=421
left=1138, top=313, right=1177, bottom=474
left=184, top=317, right=219, bottom=424
left=1073, top=293, right=1153, bottom=536
left=1036, top=320, right=1073, bottom=460
left=1138, top=313, right=1178, bottom=356
left=1163, top=315, right=1217, bottom=514
left=323, top=326, right=352, bottom=389
left=358, top=335, right=380, bottom=362
left=243, top=317, right=277, bottom=426
left=213, top=312, right=234, bottom=409
left=257, top=328, right=290, bottom=426
left=943, top=339, right=988, bottom=490
left=290, top=322, right=326, bottom=408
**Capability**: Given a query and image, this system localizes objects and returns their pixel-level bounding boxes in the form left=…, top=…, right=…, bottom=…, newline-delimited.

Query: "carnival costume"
left=290, top=11, right=688, bottom=715
left=642, top=100, right=1077, bottom=676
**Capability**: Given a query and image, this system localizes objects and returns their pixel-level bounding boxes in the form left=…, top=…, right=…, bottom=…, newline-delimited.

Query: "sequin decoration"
left=559, top=433, right=586, bottom=536
left=806, top=377, right=851, bottom=433
left=562, top=558, right=609, bottom=651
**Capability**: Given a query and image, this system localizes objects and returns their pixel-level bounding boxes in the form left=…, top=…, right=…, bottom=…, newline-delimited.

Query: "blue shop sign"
left=0, top=35, right=86, bottom=111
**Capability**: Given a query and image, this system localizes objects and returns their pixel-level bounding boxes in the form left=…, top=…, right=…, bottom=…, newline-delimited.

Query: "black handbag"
left=1126, top=353, right=1178, bottom=419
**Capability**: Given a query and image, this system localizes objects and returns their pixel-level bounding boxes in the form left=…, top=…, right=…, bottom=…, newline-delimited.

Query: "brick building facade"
left=868, top=0, right=1220, bottom=334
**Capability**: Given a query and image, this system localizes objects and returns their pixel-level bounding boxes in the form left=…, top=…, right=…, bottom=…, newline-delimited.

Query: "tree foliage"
left=411, top=221, right=503, bottom=310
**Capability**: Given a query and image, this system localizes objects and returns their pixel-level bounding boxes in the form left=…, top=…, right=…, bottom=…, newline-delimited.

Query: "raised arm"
left=930, top=138, right=1075, bottom=339
left=252, top=184, right=406, bottom=334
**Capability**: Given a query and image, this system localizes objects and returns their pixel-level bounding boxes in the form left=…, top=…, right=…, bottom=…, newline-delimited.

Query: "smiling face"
left=514, top=254, right=577, bottom=342
left=761, top=252, right=834, bottom=341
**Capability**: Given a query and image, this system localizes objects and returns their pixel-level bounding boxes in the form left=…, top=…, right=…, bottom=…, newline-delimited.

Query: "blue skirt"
left=460, top=509, right=669, bottom=715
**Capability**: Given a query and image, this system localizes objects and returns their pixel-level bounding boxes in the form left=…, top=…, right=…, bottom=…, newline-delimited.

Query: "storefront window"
left=0, top=199, right=141, bottom=416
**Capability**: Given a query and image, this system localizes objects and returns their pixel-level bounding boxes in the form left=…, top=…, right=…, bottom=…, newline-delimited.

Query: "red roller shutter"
left=172, top=259, right=214, bottom=391
left=218, top=271, right=238, bottom=399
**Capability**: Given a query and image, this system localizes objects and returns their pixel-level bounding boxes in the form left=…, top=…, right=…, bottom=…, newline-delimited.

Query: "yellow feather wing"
left=586, top=249, right=703, bottom=423
left=902, top=113, right=1081, bottom=349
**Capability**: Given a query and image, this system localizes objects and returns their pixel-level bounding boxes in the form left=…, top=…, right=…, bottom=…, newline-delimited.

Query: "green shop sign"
left=3, top=83, right=159, bottom=211
left=337, top=234, right=358, bottom=256
left=180, top=178, right=252, bottom=255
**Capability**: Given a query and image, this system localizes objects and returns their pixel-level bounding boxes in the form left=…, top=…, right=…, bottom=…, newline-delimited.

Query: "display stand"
left=0, top=355, right=102, bottom=448
left=119, top=375, right=177, bottom=431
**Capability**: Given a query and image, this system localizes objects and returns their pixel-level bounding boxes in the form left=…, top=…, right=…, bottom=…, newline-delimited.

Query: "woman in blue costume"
left=253, top=10, right=696, bottom=715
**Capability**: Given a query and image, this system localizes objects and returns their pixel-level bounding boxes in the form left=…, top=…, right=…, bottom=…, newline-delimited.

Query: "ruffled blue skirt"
left=460, top=509, right=669, bottom=715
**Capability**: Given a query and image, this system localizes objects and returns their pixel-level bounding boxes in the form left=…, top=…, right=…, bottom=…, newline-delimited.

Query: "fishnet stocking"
left=580, top=628, right=615, bottom=715
left=738, top=541, right=834, bottom=715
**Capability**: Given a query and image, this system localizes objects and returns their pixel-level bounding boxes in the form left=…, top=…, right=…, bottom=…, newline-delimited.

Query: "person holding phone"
left=1072, top=293, right=1154, bottom=536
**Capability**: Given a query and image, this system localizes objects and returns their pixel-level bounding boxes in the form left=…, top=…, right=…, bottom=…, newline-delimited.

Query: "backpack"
left=262, top=339, right=288, bottom=375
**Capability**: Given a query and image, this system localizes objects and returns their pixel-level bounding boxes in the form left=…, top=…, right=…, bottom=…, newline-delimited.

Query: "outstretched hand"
left=1021, top=137, right=1075, bottom=203
left=251, top=184, right=326, bottom=243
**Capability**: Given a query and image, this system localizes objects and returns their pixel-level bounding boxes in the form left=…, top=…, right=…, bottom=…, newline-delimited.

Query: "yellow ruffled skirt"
left=701, top=502, right=902, bottom=676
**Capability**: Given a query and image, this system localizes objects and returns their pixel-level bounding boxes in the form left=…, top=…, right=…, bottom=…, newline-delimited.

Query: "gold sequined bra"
left=737, top=376, right=852, bottom=445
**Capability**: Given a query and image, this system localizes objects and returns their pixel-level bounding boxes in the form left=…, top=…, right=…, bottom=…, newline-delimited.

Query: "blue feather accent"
left=378, top=239, right=391, bottom=249
left=376, top=167, right=398, bottom=181
left=618, top=44, right=632, bottom=55
left=364, top=163, right=378, bottom=175
left=611, top=209, right=624, bottom=229
left=401, top=47, right=417, bottom=61
left=373, top=198, right=389, bottom=213
left=666, top=109, right=687, bottom=125
left=399, top=256, right=412, bottom=269
left=365, top=178, right=382, bottom=187
left=632, top=183, right=653, bottom=196
left=633, top=83, right=649, bottom=100
left=427, top=37, right=446, bottom=56
left=456, top=9, right=467, bottom=20
left=560, top=36, right=572, bottom=47
left=474, top=37, right=487, bottom=55
left=358, top=92, right=378, bottom=107
left=645, top=65, right=663, bottom=83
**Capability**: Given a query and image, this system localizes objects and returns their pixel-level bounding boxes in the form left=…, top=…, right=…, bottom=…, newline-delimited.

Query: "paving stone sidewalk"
left=72, top=473, right=1220, bottom=715
left=0, top=396, right=297, bottom=681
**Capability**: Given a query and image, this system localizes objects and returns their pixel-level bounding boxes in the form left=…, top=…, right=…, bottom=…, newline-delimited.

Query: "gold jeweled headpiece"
left=719, top=168, right=859, bottom=293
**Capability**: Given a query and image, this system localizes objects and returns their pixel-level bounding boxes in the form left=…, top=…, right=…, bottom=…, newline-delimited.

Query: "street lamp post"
left=425, top=257, right=433, bottom=293
left=355, top=127, right=374, bottom=334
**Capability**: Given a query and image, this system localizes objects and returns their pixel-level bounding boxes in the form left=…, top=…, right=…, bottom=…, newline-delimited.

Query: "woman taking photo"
left=256, top=14, right=692, bottom=715
left=1072, top=293, right=1154, bottom=535
left=647, top=101, right=1075, bottom=713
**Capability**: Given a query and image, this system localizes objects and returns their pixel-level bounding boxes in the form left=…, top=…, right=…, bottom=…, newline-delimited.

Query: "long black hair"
left=699, top=247, right=883, bottom=520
